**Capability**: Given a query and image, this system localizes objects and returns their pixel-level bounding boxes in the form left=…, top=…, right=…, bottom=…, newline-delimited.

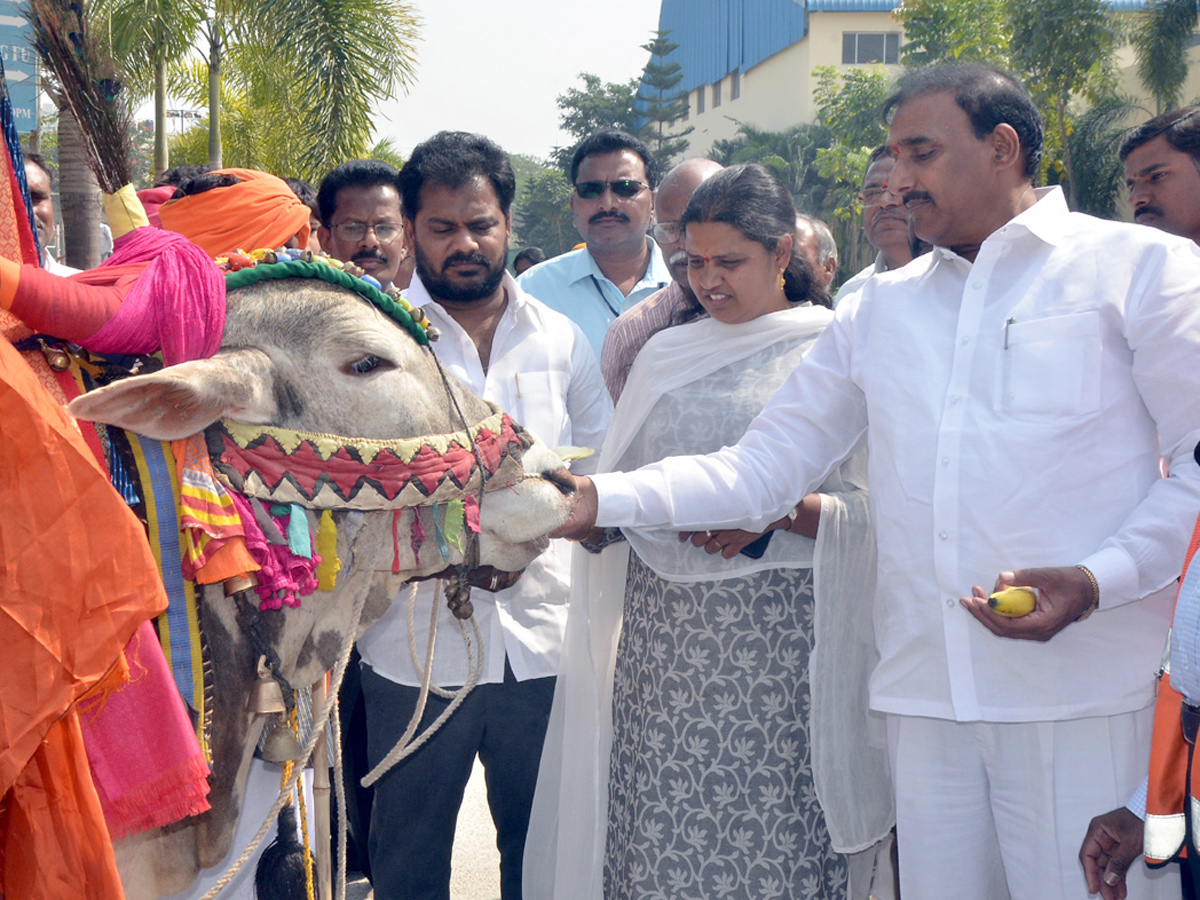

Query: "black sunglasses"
left=574, top=179, right=647, bottom=200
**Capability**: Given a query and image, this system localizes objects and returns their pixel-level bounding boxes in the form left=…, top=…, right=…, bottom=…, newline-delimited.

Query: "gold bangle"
left=1075, top=564, right=1100, bottom=621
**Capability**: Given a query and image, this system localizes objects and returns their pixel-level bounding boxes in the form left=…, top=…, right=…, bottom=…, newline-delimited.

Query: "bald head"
left=795, top=214, right=837, bottom=290
left=655, top=158, right=724, bottom=287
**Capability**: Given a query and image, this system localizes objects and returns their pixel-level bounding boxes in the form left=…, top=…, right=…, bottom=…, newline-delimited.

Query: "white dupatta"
left=524, top=306, right=893, bottom=900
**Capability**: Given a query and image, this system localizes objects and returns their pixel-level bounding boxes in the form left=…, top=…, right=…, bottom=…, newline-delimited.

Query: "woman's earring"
left=779, top=270, right=786, bottom=290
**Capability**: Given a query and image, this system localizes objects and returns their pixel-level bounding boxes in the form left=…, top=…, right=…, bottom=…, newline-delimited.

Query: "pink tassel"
left=392, top=509, right=403, bottom=574
left=410, top=509, right=426, bottom=560
left=464, top=495, right=480, bottom=534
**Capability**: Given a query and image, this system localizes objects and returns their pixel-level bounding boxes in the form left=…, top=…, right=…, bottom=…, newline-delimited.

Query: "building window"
left=731, top=69, right=741, bottom=101
left=842, top=32, right=900, bottom=65
left=696, top=86, right=705, bottom=114
left=712, top=79, right=722, bottom=108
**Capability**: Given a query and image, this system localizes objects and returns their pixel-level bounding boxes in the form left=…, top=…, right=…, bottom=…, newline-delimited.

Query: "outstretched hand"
left=1079, top=806, right=1143, bottom=900
left=960, top=566, right=1094, bottom=642
left=549, top=473, right=599, bottom=541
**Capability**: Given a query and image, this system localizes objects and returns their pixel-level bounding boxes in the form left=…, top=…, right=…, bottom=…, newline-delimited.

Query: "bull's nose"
left=541, top=466, right=577, bottom=496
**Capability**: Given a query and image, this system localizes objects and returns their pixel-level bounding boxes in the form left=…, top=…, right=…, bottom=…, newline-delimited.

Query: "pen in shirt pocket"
left=1004, top=317, right=1016, bottom=349
left=515, top=373, right=521, bottom=397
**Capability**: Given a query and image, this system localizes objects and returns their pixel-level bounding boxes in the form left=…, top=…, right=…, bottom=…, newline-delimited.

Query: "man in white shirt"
left=517, top=130, right=670, bottom=359
left=356, top=130, right=611, bottom=900
left=834, top=144, right=916, bottom=303
left=25, top=153, right=79, bottom=275
left=555, top=63, right=1200, bottom=900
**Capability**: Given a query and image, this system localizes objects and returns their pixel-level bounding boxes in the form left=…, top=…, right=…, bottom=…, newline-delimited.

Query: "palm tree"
left=1132, top=0, right=1198, bottom=113
left=98, top=0, right=418, bottom=182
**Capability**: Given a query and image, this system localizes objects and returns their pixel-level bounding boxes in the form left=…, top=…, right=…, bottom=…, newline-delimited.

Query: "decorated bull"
left=67, top=261, right=575, bottom=898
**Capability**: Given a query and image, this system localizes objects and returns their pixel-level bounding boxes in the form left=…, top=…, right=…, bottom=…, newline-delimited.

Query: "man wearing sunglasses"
left=517, top=129, right=671, bottom=360
left=317, top=158, right=413, bottom=290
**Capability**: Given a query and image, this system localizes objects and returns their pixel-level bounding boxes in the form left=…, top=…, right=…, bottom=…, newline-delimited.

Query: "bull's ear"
left=68, top=349, right=276, bottom=440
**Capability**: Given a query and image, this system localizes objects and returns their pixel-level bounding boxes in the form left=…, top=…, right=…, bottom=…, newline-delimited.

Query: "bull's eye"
left=347, top=355, right=383, bottom=375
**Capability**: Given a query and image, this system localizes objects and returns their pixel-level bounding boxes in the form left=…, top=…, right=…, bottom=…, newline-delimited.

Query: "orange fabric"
left=158, top=167, right=311, bottom=256
left=1145, top=510, right=1200, bottom=864
left=0, top=710, right=125, bottom=900
left=193, top=535, right=258, bottom=584
left=0, top=256, right=17, bottom=309
left=0, top=335, right=168, bottom=897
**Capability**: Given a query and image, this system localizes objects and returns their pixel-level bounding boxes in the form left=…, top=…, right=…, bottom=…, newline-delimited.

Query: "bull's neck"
left=434, top=285, right=509, bottom=373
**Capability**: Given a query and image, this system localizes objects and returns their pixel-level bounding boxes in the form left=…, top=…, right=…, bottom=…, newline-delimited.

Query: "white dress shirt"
left=357, top=272, right=612, bottom=687
left=516, top=240, right=671, bottom=360
left=595, top=187, right=1200, bottom=723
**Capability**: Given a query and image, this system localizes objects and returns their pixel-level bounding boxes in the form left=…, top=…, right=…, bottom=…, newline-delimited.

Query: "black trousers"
left=361, top=659, right=555, bottom=900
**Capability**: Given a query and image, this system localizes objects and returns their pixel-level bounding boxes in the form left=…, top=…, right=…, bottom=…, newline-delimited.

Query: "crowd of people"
left=11, top=57, right=1200, bottom=900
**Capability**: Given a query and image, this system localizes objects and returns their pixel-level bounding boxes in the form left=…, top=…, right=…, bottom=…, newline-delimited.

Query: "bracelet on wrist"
left=1075, top=564, right=1100, bottom=621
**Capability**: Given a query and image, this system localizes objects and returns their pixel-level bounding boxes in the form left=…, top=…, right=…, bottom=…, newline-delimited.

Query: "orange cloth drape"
left=158, top=167, right=311, bottom=256
left=0, top=335, right=168, bottom=898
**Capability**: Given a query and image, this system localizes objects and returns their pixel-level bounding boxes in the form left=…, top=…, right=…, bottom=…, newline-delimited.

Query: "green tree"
left=1067, top=95, right=1144, bottom=217
left=894, top=0, right=1011, bottom=68
left=513, top=167, right=576, bottom=258
left=551, top=73, right=640, bottom=173
left=1009, top=0, right=1117, bottom=208
left=636, top=30, right=692, bottom=167
left=811, top=66, right=893, bottom=279
left=100, top=0, right=418, bottom=182
left=1131, top=0, right=1197, bottom=113
left=708, top=122, right=834, bottom=210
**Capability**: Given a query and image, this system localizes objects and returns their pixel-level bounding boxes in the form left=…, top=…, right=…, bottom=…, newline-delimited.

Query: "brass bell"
left=261, top=714, right=304, bottom=763
left=247, top=655, right=286, bottom=715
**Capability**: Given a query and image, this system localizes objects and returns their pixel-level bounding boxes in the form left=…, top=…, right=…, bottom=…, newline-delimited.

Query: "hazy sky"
left=372, top=0, right=663, bottom=162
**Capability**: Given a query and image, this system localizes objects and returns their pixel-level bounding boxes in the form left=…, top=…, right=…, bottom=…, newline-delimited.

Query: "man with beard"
left=517, top=129, right=670, bottom=360
left=1120, top=108, right=1200, bottom=245
left=316, top=159, right=413, bottom=289
left=599, top=157, right=721, bottom=400
left=355, top=130, right=611, bottom=900
left=555, top=63, right=1200, bottom=900
left=835, top=145, right=917, bottom=303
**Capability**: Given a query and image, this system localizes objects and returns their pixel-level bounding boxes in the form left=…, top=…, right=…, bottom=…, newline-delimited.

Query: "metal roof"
left=654, top=0, right=809, bottom=93
left=807, top=0, right=899, bottom=10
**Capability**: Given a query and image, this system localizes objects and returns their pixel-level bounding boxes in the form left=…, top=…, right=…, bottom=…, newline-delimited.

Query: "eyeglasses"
left=858, top=185, right=902, bottom=207
left=651, top=221, right=681, bottom=244
left=574, top=179, right=647, bottom=200
left=333, top=221, right=402, bottom=242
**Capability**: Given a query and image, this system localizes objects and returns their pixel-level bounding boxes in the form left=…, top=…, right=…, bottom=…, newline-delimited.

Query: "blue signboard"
left=0, top=2, right=36, bottom=131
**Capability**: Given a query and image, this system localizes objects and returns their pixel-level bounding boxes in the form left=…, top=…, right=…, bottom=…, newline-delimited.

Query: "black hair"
left=568, top=129, right=659, bottom=188
left=513, top=246, right=546, bottom=268
left=174, top=171, right=241, bottom=198
left=1119, top=107, right=1200, bottom=164
left=154, top=163, right=212, bottom=189
left=680, top=163, right=831, bottom=309
left=867, top=144, right=896, bottom=166
left=283, top=177, right=319, bottom=214
left=24, top=151, right=52, bottom=186
left=883, top=63, right=1044, bottom=180
left=398, top=131, right=515, bottom=221
left=316, top=159, right=401, bottom=227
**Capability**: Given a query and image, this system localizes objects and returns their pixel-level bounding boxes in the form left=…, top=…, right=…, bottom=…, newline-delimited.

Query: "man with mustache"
left=599, top=157, right=722, bottom=400
left=1120, top=108, right=1200, bottom=245
left=517, top=129, right=671, bottom=360
left=555, top=63, right=1200, bottom=900
left=356, top=130, right=611, bottom=900
left=835, top=144, right=918, bottom=303
left=317, top=158, right=413, bottom=290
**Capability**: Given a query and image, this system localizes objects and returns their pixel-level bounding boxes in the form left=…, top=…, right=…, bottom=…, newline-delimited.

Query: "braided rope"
left=197, top=571, right=370, bottom=900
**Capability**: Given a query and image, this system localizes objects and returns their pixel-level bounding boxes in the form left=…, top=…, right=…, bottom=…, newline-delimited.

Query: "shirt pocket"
left=997, top=310, right=1101, bottom=420
left=509, top=370, right=569, bottom=445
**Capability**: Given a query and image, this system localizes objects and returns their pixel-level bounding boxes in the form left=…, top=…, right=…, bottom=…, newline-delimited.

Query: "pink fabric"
left=84, top=227, right=225, bottom=365
left=136, top=186, right=175, bottom=229
left=229, top=492, right=321, bottom=611
left=77, top=621, right=211, bottom=840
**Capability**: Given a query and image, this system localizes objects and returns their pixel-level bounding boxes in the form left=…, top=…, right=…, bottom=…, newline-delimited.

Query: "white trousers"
left=887, top=709, right=1178, bottom=900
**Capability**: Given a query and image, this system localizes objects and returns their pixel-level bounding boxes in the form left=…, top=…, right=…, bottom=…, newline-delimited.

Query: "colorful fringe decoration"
left=316, top=510, right=339, bottom=591
left=174, top=434, right=259, bottom=583
left=230, top=493, right=321, bottom=611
